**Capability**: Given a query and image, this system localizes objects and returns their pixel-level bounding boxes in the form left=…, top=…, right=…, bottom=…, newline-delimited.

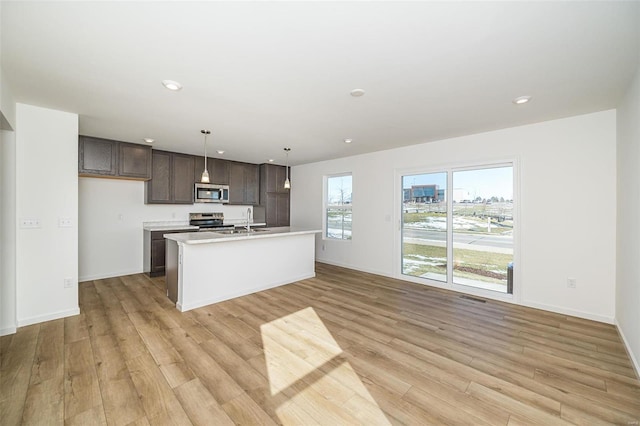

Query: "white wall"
left=616, top=63, right=640, bottom=374
left=0, top=0, right=18, bottom=334
left=78, top=178, right=255, bottom=281
left=1, top=129, right=17, bottom=335
left=16, top=104, right=79, bottom=326
left=0, top=1, right=16, bottom=131
left=292, top=110, right=617, bottom=323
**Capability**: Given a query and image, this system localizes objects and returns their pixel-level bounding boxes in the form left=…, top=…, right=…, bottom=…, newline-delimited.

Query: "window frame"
left=323, top=172, right=353, bottom=241
left=395, top=158, right=519, bottom=304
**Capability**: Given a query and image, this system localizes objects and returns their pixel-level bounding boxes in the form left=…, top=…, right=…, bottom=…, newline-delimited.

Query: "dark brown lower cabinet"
left=144, top=229, right=193, bottom=277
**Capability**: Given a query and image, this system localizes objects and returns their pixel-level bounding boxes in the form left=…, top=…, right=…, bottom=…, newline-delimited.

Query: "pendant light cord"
left=284, top=147, right=291, bottom=189
left=203, top=132, right=208, bottom=171
left=201, top=130, right=211, bottom=183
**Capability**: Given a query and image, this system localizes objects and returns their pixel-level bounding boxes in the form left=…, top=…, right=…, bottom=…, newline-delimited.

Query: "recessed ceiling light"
left=161, top=80, right=183, bottom=91
left=512, top=95, right=531, bottom=105
left=344, top=138, right=353, bottom=144
left=216, top=150, right=225, bottom=155
left=268, top=159, right=275, bottom=162
left=350, top=89, right=365, bottom=97
left=143, top=138, right=154, bottom=143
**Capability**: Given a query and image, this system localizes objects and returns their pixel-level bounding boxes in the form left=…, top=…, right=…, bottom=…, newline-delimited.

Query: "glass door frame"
left=394, top=158, right=521, bottom=304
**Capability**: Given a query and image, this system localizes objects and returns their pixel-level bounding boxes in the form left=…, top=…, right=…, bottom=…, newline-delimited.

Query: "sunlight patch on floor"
left=261, top=307, right=342, bottom=395
left=261, top=307, right=391, bottom=425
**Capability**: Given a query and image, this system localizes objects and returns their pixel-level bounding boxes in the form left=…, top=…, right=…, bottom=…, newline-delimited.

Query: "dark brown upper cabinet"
left=261, top=163, right=290, bottom=194
left=79, top=136, right=151, bottom=180
left=79, top=136, right=117, bottom=177
left=228, top=162, right=259, bottom=205
left=145, top=150, right=195, bottom=204
left=259, top=164, right=290, bottom=226
left=119, top=142, right=152, bottom=179
left=193, top=156, right=230, bottom=185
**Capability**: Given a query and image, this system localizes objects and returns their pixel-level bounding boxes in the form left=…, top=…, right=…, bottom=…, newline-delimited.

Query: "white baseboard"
left=79, top=268, right=143, bottom=282
left=521, top=300, right=614, bottom=324
left=615, top=318, right=640, bottom=380
left=315, top=259, right=392, bottom=279
left=17, top=307, right=80, bottom=327
left=0, top=325, right=17, bottom=336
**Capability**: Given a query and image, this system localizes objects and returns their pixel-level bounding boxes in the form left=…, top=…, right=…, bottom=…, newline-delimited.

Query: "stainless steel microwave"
left=194, top=183, right=229, bottom=203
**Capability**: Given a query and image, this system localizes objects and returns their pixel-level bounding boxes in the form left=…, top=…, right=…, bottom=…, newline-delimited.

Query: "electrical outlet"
left=64, top=278, right=74, bottom=288
left=59, top=218, right=72, bottom=227
left=20, top=218, right=41, bottom=229
left=567, top=278, right=577, bottom=288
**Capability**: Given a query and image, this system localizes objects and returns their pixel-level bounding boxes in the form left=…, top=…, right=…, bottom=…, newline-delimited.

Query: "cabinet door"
left=150, top=238, right=166, bottom=274
left=172, top=154, right=195, bottom=203
left=264, top=192, right=290, bottom=226
left=119, top=142, right=152, bottom=180
left=276, top=192, right=290, bottom=226
left=265, top=193, right=278, bottom=226
left=276, top=166, right=289, bottom=193
left=212, top=159, right=230, bottom=185
left=228, top=162, right=245, bottom=204
left=263, top=164, right=276, bottom=193
left=79, top=136, right=117, bottom=176
left=193, top=155, right=206, bottom=184
left=148, top=229, right=192, bottom=277
left=262, top=164, right=289, bottom=194
left=244, top=163, right=259, bottom=205
left=194, top=157, right=229, bottom=185
left=146, top=151, right=171, bottom=203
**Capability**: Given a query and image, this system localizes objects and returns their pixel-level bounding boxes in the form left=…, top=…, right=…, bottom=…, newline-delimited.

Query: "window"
left=401, top=163, right=514, bottom=294
left=325, top=174, right=352, bottom=240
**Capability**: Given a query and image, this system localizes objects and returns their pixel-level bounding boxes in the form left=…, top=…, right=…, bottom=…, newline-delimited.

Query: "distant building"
left=405, top=184, right=442, bottom=203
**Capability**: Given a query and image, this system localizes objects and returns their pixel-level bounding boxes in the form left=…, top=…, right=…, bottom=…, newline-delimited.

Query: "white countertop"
left=143, top=220, right=266, bottom=231
left=164, top=227, right=321, bottom=245
left=143, top=221, right=198, bottom=231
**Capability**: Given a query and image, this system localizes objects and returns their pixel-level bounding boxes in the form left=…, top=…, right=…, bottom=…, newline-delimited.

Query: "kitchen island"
left=164, top=227, right=321, bottom=312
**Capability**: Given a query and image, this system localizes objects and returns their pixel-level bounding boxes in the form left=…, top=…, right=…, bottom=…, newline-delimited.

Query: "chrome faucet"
left=246, top=208, right=251, bottom=232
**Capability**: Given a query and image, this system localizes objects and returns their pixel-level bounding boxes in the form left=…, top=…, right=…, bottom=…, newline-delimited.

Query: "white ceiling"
left=2, top=1, right=639, bottom=166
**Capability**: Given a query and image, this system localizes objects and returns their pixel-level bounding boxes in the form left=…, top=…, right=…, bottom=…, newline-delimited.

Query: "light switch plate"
left=20, top=218, right=41, bottom=229
left=59, top=218, right=72, bottom=228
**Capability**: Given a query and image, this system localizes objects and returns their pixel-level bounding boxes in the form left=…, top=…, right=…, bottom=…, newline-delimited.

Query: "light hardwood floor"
left=1, top=263, right=639, bottom=425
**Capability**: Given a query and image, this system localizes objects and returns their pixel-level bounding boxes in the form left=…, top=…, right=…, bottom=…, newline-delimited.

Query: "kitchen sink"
left=214, top=228, right=270, bottom=235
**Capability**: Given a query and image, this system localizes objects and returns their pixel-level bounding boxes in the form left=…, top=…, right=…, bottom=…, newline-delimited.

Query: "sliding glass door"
left=452, top=166, right=513, bottom=293
left=401, top=172, right=448, bottom=282
left=401, top=164, right=514, bottom=295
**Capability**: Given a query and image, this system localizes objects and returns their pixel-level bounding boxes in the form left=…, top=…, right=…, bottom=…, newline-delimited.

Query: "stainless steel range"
left=189, top=212, right=235, bottom=232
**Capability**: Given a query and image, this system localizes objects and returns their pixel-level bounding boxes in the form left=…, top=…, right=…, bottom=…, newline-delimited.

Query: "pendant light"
left=200, top=129, right=211, bottom=183
left=284, top=148, right=291, bottom=189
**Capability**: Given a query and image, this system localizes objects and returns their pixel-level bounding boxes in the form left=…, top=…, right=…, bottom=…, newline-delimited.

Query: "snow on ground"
left=408, top=215, right=511, bottom=232
left=403, top=256, right=446, bottom=267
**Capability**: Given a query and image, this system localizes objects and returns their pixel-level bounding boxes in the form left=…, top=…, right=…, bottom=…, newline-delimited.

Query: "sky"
left=403, top=166, right=513, bottom=200
left=328, top=175, right=352, bottom=203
